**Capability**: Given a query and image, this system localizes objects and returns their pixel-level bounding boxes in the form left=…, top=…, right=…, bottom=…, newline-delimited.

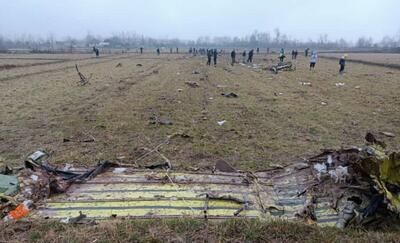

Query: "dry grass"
left=0, top=52, right=400, bottom=171
left=1, top=218, right=400, bottom=243
left=1, top=52, right=400, bottom=241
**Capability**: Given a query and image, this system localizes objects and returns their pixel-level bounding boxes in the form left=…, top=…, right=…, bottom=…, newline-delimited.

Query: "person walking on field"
left=339, top=54, right=347, bottom=74
left=213, top=49, right=218, bottom=66
left=309, top=51, right=318, bottom=70
left=247, top=49, right=254, bottom=63
left=230, top=49, right=236, bottom=66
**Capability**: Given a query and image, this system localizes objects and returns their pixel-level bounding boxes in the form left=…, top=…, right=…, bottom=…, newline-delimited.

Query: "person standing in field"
left=242, top=50, right=246, bottom=63
left=156, top=48, right=160, bottom=55
left=294, top=50, right=298, bottom=59
left=339, top=54, right=347, bottom=74
left=279, top=48, right=285, bottom=62
left=309, top=51, right=318, bottom=70
left=231, top=49, right=236, bottom=66
left=206, top=49, right=212, bottom=66
left=257, top=47, right=260, bottom=54
left=305, top=48, right=309, bottom=57
left=213, top=49, right=218, bottom=66
left=140, top=47, right=143, bottom=54
left=247, top=49, right=254, bottom=63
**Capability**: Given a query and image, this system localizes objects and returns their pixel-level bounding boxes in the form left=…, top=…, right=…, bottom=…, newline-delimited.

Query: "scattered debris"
left=192, top=70, right=200, bottom=74
left=221, top=92, right=238, bottom=98
left=136, top=64, right=143, bottom=67
left=217, top=120, right=226, bottom=126
left=153, top=70, right=159, bottom=74
left=115, top=63, right=122, bottom=68
left=177, top=89, right=183, bottom=92
left=355, top=86, right=361, bottom=89
left=300, top=82, right=312, bottom=86
left=185, top=81, right=199, bottom=88
left=75, top=64, right=91, bottom=86
left=321, top=102, right=327, bottom=106
left=217, top=85, right=227, bottom=88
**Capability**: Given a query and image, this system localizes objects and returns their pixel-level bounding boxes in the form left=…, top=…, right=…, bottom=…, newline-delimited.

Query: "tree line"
left=0, top=29, right=399, bottom=52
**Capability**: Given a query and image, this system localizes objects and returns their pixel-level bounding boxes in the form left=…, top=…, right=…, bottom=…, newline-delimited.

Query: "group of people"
left=277, top=47, right=346, bottom=73
left=230, top=49, right=254, bottom=66
left=206, top=49, right=218, bottom=66
left=136, top=46, right=347, bottom=74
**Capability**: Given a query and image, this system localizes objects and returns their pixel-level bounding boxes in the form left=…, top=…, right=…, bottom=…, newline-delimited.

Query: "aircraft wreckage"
left=1, top=133, right=400, bottom=229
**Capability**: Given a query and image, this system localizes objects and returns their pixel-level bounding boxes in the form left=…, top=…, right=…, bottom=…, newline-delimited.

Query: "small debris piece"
left=0, top=174, right=19, bottom=196
left=214, top=160, right=237, bottom=173
left=113, top=168, right=127, bottom=174
left=221, top=92, right=238, bottom=98
left=115, top=63, right=122, bottom=68
left=300, top=82, right=311, bottom=86
left=136, top=64, right=143, bottom=67
left=153, top=70, right=159, bottom=74
left=75, top=64, right=90, bottom=86
left=3, top=200, right=33, bottom=221
left=145, top=162, right=171, bottom=170
left=192, top=71, right=200, bottom=74
left=68, top=211, right=87, bottom=224
left=380, top=132, right=395, bottom=138
left=185, top=81, right=199, bottom=88
left=217, top=120, right=226, bottom=126
left=335, top=82, right=345, bottom=87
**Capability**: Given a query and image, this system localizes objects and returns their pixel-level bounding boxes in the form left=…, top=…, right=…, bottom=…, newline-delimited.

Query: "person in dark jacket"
left=140, top=47, right=143, bottom=54
left=213, top=49, right=218, bottom=66
left=206, top=49, right=212, bottom=66
left=339, top=54, right=347, bottom=74
left=156, top=48, right=160, bottom=55
left=230, top=49, right=236, bottom=66
left=242, top=50, right=246, bottom=63
left=247, top=49, right=254, bottom=63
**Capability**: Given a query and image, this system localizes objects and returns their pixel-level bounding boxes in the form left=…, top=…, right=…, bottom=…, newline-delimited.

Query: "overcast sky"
left=1, top=0, right=399, bottom=42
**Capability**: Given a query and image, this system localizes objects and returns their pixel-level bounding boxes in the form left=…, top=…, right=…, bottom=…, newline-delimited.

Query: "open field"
left=1, top=52, right=400, bottom=171
left=1, top=53, right=400, bottom=241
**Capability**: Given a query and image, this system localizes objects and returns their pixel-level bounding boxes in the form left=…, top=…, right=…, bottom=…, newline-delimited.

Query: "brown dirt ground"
left=1, top=52, right=400, bottom=171
left=1, top=52, right=400, bottom=242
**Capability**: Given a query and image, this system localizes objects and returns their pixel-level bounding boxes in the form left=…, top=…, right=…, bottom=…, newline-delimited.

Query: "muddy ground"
left=0, top=52, right=399, bottom=171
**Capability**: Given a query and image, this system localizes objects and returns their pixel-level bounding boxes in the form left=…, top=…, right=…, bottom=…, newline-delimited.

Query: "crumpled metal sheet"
left=36, top=167, right=340, bottom=226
